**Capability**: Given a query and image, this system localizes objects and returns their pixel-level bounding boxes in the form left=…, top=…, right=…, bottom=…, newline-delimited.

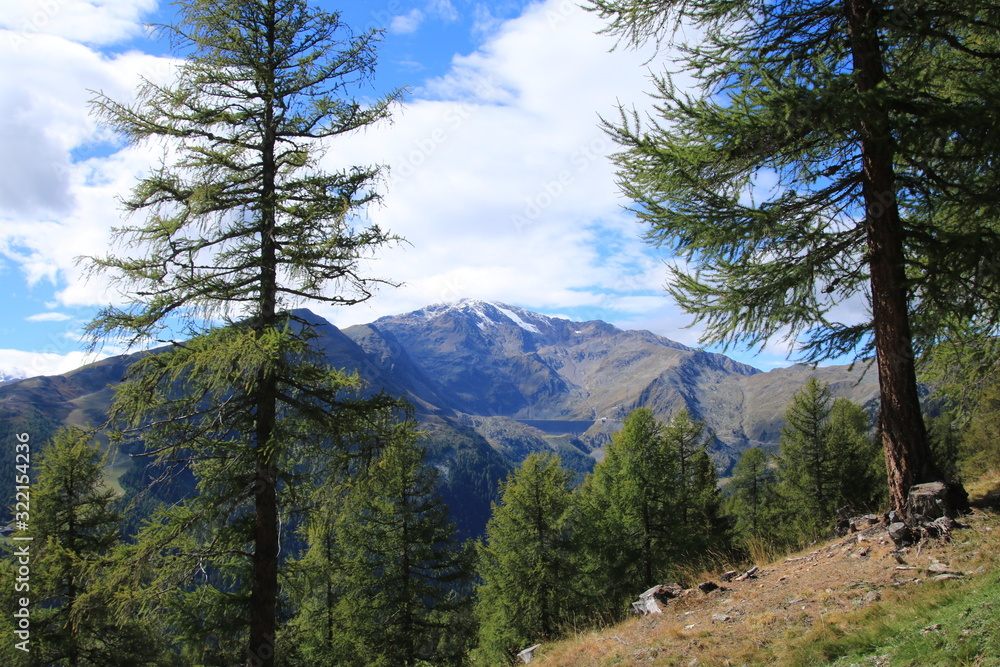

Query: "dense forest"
left=4, top=0, right=1000, bottom=664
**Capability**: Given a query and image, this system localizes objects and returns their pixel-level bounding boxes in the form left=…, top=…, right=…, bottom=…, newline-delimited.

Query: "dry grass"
left=533, top=476, right=1000, bottom=667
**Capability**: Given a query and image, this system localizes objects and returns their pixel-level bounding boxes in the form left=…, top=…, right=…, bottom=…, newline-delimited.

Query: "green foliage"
left=284, top=417, right=472, bottom=667
left=589, top=0, right=1000, bottom=364
left=421, top=421, right=511, bottom=541
left=83, top=0, right=402, bottom=662
left=579, top=408, right=675, bottom=596
left=959, top=380, right=1000, bottom=477
left=0, top=427, right=166, bottom=666
left=588, top=0, right=1000, bottom=511
left=576, top=409, right=727, bottom=614
left=776, top=379, right=883, bottom=542
left=474, top=453, right=579, bottom=665
left=778, top=378, right=837, bottom=532
left=726, top=446, right=779, bottom=547
left=663, top=411, right=728, bottom=559
left=926, top=411, right=962, bottom=481
left=0, top=411, right=61, bottom=525
left=827, top=398, right=886, bottom=511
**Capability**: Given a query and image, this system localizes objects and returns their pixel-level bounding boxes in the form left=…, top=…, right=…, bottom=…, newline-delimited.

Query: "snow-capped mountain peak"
left=394, top=299, right=556, bottom=335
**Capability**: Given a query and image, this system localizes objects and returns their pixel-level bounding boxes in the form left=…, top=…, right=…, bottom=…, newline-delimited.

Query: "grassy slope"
left=533, top=473, right=1000, bottom=666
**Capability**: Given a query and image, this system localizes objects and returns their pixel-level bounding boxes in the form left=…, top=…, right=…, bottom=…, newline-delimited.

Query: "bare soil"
left=534, top=505, right=1000, bottom=666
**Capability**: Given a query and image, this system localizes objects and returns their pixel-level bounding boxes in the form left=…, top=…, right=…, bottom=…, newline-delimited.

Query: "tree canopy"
left=84, top=1, right=401, bottom=664
left=588, top=0, right=1000, bottom=509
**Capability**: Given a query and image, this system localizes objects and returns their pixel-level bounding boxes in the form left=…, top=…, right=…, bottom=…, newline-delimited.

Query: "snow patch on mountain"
left=495, top=305, right=541, bottom=334
left=404, top=299, right=553, bottom=335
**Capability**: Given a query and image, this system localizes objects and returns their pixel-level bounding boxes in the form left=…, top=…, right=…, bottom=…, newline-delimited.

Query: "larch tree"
left=727, top=446, right=779, bottom=546
left=587, top=0, right=1000, bottom=512
left=581, top=407, right=676, bottom=592
left=662, top=409, right=726, bottom=557
left=827, top=397, right=885, bottom=511
left=778, top=377, right=836, bottom=531
left=27, top=428, right=162, bottom=666
left=287, top=416, right=470, bottom=667
left=777, top=380, right=883, bottom=536
left=474, top=453, right=578, bottom=664
left=84, top=1, right=400, bottom=664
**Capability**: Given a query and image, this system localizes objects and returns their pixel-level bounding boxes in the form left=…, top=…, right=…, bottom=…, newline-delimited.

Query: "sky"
left=0, top=0, right=847, bottom=379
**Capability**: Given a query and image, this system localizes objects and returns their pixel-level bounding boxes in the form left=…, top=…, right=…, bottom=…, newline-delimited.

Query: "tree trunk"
left=249, top=246, right=278, bottom=666
left=249, top=6, right=280, bottom=660
left=844, top=0, right=943, bottom=511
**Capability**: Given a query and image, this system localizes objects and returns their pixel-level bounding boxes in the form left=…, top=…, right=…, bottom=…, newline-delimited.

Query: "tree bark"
left=844, top=0, right=943, bottom=511
left=249, top=5, right=280, bottom=662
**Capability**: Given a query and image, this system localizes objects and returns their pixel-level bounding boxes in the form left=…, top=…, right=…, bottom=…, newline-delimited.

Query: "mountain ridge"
left=1, top=300, right=881, bottom=536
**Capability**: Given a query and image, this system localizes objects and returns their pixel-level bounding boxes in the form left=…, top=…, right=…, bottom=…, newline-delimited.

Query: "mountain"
left=341, top=299, right=879, bottom=465
left=0, top=300, right=880, bottom=536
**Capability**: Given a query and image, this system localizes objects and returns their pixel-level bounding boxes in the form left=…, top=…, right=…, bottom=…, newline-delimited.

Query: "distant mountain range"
left=0, top=299, right=881, bottom=536
left=342, top=300, right=879, bottom=460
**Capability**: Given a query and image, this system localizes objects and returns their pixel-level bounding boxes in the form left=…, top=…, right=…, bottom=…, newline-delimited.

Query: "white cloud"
left=1, top=0, right=748, bottom=365
left=470, top=4, right=502, bottom=38
left=0, top=27, right=177, bottom=303
left=1, top=0, right=157, bottom=47
left=319, top=0, right=680, bottom=331
left=390, top=8, right=424, bottom=35
left=26, top=311, right=73, bottom=322
left=0, top=348, right=108, bottom=378
left=427, top=0, right=458, bottom=22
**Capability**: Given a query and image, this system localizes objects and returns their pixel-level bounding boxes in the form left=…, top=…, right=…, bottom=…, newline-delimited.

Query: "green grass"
left=780, top=565, right=1000, bottom=666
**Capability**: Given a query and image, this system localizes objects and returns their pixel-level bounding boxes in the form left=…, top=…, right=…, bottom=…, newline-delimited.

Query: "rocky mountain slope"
left=1, top=300, right=881, bottom=535
left=341, top=300, right=880, bottom=467
left=532, top=493, right=1000, bottom=666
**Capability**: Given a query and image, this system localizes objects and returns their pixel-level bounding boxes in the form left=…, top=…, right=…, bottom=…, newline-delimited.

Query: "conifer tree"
left=474, top=453, right=578, bottom=664
left=581, top=408, right=675, bottom=593
left=577, top=408, right=727, bottom=612
left=286, top=417, right=470, bottom=667
left=10, top=428, right=163, bottom=666
left=587, top=0, right=1000, bottom=511
left=777, top=380, right=882, bottom=537
left=727, top=446, right=779, bottom=546
left=827, top=398, right=885, bottom=511
left=956, top=380, right=1000, bottom=477
left=926, top=410, right=962, bottom=481
left=662, top=410, right=726, bottom=557
left=84, top=1, right=400, bottom=663
left=778, top=378, right=835, bottom=532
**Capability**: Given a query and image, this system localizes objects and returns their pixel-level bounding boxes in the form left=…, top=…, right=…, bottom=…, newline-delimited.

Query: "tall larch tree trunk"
left=249, top=4, right=280, bottom=663
left=844, top=0, right=941, bottom=511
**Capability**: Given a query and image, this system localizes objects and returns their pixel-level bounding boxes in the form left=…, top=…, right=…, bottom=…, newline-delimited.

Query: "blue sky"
left=0, top=0, right=855, bottom=379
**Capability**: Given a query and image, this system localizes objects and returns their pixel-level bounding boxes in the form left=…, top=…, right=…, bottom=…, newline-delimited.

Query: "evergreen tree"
left=726, top=446, right=779, bottom=547
left=777, top=380, right=882, bottom=537
left=84, top=1, right=400, bottom=664
left=778, top=378, right=835, bottom=533
left=827, top=398, right=885, bottom=512
left=959, top=380, right=1000, bottom=477
left=662, top=410, right=727, bottom=558
left=576, top=408, right=726, bottom=613
left=474, top=453, right=578, bottom=664
left=1, top=428, right=164, bottom=666
left=581, top=408, right=675, bottom=595
left=286, top=418, right=470, bottom=666
left=586, top=0, right=1000, bottom=511
left=926, top=410, right=962, bottom=481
